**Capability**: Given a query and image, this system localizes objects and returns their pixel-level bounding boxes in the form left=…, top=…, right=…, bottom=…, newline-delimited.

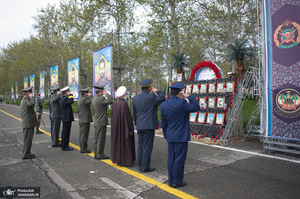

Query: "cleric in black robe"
left=111, top=86, right=136, bottom=166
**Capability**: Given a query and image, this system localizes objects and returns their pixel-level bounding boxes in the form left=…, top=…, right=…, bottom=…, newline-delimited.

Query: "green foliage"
left=171, top=52, right=190, bottom=72
left=42, top=100, right=50, bottom=110
left=226, top=39, right=253, bottom=62
left=0, top=0, right=260, bottom=96
left=5, top=100, right=21, bottom=105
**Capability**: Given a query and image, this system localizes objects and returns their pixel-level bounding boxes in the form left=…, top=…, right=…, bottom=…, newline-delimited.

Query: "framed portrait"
left=217, top=97, right=225, bottom=108
left=217, top=82, right=224, bottom=93
left=206, top=113, right=215, bottom=124
left=226, top=81, right=235, bottom=92
left=200, top=83, right=207, bottom=94
left=192, top=84, right=199, bottom=94
left=199, top=97, right=207, bottom=108
left=215, top=113, right=225, bottom=125
left=208, top=83, right=216, bottom=93
left=189, top=112, right=197, bottom=123
left=208, top=97, right=215, bottom=108
left=197, top=112, right=206, bottom=123
left=185, top=84, right=192, bottom=94
left=177, top=73, right=182, bottom=82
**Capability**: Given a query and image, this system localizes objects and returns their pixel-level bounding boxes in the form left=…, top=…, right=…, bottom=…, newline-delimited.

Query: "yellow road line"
left=0, top=108, right=198, bottom=199
left=0, top=109, right=22, bottom=121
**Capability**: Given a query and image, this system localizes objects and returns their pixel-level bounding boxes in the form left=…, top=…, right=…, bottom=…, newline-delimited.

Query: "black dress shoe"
left=62, top=147, right=73, bottom=151
left=52, top=144, right=62, bottom=147
left=172, top=182, right=187, bottom=188
left=36, top=130, right=43, bottom=134
left=141, top=168, right=155, bottom=172
left=80, top=150, right=91, bottom=153
left=30, top=154, right=35, bottom=158
left=96, top=156, right=109, bottom=160
left=22, top=156, right=35, bottom=160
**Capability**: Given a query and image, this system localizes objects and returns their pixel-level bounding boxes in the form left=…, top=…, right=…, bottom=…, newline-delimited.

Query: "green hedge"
left=6, top=98, right=256, bottom=125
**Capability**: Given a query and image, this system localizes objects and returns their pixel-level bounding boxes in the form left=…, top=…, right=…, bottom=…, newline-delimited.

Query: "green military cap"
left=51, top=86, right=60, bottom=91
left=80, top=87, right=90, bottom=93
left=22, top=86, right=33, bottom=93
left=93, top=85, right=105, bottom=90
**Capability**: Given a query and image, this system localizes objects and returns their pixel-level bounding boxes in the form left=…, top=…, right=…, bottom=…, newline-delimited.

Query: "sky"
left=0, top=0, right=61, bottom=48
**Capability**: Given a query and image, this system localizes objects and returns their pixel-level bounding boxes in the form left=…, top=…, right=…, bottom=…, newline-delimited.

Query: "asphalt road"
left=0, top=103, right=299, bottom=199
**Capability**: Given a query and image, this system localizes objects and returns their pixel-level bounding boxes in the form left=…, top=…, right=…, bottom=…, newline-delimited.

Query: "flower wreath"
left=190, top=61, right=222, bottom=81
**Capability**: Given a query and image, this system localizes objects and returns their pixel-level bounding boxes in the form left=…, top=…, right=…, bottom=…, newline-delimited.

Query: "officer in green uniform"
left=35, top=92, right=43, bottom=134
left=77, top=87, right=93, bottom=153
left=50, top=86, right=62, bottom=147
left=20, top=86, right=38, bottom=159
left=91, top=85, right=113, bottom=160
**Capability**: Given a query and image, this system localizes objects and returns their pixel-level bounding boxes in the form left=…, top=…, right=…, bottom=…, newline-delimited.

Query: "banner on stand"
left=50, top=65, right=59, bottom=90
left=15, top=81, right=18, bottom=100
left=11, top=83, right=14, bottom=101
left=265, top=0, right=300, bottom=140
left=93, top=45, right=113, bottom=97
left=40, top=70, right=45, bottom=99
left=68, top=57, right=80, bottom=100
left=24, top=76, right=28, bottom=89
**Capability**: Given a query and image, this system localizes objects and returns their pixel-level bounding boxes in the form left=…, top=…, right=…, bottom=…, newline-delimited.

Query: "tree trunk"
left=169, top=0, right=180, bottom=52
left=236, top=59, right=246, bottom=78
left=226, top=0, right=235, bottom=73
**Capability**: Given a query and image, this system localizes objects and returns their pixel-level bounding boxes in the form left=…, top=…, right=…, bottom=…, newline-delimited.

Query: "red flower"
left=190, top=61, right=222, bottom=81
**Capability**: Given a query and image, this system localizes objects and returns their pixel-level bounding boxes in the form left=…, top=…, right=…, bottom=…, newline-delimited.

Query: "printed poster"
left=24, top=76, right=28, bottom=89
left=93, top=45, right=113, bottom=96
left=15, top=81, right=18, bottom=100
left=11, top=83, right=14, bottom=101
left=68, top=57, right=80, bottom=100
left=50, top=65, right=59, bottom=89
left=30, top=74, right=35, bottom=94
left=40, top=70, right=45, bottom=99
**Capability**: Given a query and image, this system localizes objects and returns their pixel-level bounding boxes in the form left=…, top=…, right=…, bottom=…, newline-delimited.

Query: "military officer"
left=132, top=79, right=165, bottom=172
left=20, top=86, right=38, bottom=159
left=60, top=86, right=74, bottom=151
left=35, top=92, right=43, bottom=134
left=160, top=82, right=200, bottom=188
left=91, top=85, right=113, bottom=160
left=50, top=86, right=62, bottom=147
left=77, top=87, right=93, bottom=153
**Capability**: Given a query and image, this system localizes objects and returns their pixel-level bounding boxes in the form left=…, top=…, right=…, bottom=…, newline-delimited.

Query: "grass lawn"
left=242, top=97, right=260, bottom=128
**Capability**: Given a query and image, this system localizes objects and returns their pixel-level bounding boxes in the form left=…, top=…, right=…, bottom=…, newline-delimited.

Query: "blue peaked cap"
left=140, top=79, right=152, bottom=87
left=169, top=82, right=185, bottom=89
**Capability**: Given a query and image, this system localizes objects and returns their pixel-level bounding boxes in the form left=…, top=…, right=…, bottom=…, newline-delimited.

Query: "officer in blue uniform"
left=60, top=86, right=74, bottom=151
left=160, top=82, right=200, bottom=188
left=132, top=79, right=165, bottom=172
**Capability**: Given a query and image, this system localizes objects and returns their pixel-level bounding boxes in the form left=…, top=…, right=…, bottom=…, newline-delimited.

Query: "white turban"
left=116, top=86, right=127, bottom=98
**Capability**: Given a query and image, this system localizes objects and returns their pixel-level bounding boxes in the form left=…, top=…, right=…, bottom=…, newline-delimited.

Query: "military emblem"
left=274, top=19, right=300, bottom=49
left=273, top=87, right=300, bottom=125
left=276, top=89, right=299, bottom=113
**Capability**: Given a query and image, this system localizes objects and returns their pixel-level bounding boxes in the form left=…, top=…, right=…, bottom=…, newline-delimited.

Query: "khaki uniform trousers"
left=94, top=126, right=107, bottom=158
left=51, top=118, right=61, bottom=145
left=79, top=123, right=90, bottom=151
left=22, top=127, right=34, bottom=158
